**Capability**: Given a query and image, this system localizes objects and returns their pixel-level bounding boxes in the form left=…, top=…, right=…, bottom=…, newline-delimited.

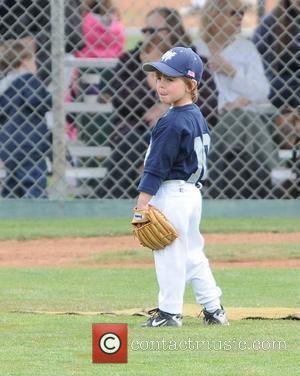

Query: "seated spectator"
left=253, top=0, right=300, bottom=149
left=0, top=0, right=84, bottom=85
left=95, top=33, right=172, bottom=198
left=142, top=7, right=193, bottom=48
left=0, top=41, right=52, bottom=198
left=195, top=0, right=277, bottom=198
left=96, top=7, right=218, bottom=198
left=65, top=0, right=126, bottom=147
left=76, top=0, right=125, bottom=58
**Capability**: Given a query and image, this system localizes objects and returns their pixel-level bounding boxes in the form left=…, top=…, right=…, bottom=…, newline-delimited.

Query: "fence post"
left=51, top=0, right=66, bottom=199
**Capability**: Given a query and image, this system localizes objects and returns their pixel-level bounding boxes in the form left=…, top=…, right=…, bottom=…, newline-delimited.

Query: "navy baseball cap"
left=143, top=47, right=203, bottom=83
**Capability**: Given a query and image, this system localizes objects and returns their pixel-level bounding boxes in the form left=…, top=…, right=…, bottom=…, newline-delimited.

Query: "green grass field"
left=0, top=218, right=299, bottom=375
left=0, top=217, right=300, bottom=240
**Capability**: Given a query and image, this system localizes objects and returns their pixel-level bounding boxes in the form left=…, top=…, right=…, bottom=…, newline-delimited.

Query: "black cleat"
left=141, top=308, right=182, bottom=327
left=203, top=306, right=229, bottom=325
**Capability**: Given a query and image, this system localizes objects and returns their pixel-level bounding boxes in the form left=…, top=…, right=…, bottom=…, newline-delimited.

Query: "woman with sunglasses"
left=195, top=0, right=277, bottom=198
left=142, top=7, right=192, bottom=48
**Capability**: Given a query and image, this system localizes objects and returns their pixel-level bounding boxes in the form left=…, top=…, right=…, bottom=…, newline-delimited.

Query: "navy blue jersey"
left=138, top=103, right=210, bottom=195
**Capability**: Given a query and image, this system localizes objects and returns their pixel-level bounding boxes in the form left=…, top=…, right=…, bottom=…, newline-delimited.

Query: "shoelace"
left=147, top=307, right=160, bottom=317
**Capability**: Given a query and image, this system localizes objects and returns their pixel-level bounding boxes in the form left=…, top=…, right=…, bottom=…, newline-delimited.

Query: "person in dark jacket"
left=0, top=0, right=84, bottom=85
left=253, top=0, right=300, bottom=150
left=253, top=0, right=299, bottom=111
left=96, top=7, right=218, bottom=198
left=0, top=41, right=52, bottom=198
left=95, top=33, right=171, bottom=198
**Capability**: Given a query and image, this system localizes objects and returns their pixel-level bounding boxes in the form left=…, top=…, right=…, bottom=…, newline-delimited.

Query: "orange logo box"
left=92, top=323, right=128, bottom=363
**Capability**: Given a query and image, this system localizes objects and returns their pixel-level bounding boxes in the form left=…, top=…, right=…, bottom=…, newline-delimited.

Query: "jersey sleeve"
left=138, top=172, right=163, bottom=195
left=138, top=118, right=182, bottom=195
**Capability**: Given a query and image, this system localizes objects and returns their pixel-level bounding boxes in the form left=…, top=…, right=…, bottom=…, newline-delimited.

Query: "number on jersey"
left=187, top=133, right=210, bottom=184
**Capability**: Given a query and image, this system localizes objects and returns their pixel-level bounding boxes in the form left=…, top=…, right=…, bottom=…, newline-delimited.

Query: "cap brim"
left=142, top=62, right=183, bottom=77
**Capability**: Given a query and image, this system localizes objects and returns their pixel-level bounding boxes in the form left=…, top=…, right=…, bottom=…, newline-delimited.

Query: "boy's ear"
left=191, top=79, right=198, bottom=90
left=186, top=79, right=197, bottom=92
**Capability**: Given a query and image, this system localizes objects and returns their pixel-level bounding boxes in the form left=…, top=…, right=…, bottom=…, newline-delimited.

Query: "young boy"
left=136, top=47, right=228, bottom=327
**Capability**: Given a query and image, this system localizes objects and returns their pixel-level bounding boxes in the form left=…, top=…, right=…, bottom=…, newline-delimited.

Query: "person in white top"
left=195, top=0, right=277, bottom=198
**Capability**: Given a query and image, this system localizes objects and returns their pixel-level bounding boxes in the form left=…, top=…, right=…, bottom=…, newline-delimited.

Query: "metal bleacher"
left=63, top=56, right=118, bottom=195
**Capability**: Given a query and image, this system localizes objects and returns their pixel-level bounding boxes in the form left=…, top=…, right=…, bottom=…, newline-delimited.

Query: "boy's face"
left=156, top=73, right=193, bottom=107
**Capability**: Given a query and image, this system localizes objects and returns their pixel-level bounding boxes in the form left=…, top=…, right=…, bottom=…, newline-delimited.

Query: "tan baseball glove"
left=131, top=206, right=178, bottom=250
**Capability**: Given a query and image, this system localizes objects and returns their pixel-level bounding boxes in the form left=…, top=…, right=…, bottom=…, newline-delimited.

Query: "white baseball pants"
left=150, top=180, right=222, bottom=314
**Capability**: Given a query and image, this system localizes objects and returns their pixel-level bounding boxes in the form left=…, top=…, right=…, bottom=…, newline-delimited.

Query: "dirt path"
left=0, top=233, right=299, bottom=268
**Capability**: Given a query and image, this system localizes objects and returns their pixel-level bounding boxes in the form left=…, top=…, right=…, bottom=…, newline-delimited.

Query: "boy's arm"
left=135, top=119, right=179, bottom=209
left=136, top=192, right=153, bottom=210
left=136, top=172, right=163, bottom=209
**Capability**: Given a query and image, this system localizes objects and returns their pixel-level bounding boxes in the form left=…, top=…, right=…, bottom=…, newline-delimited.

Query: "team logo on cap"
left=161, top=50, right=177, bottom=62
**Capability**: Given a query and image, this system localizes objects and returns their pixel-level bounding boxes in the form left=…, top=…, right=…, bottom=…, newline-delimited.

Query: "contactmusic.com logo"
left=92, top=323, right=128, bottom=363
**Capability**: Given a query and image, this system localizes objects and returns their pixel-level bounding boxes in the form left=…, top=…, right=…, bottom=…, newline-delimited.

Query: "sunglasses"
left=141, top=27, right=169, bottom=34
left=229, top=9, right=245, bottom=17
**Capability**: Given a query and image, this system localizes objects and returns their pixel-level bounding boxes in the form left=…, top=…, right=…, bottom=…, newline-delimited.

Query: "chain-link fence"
left=0, top=0, right=299, bottom=199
